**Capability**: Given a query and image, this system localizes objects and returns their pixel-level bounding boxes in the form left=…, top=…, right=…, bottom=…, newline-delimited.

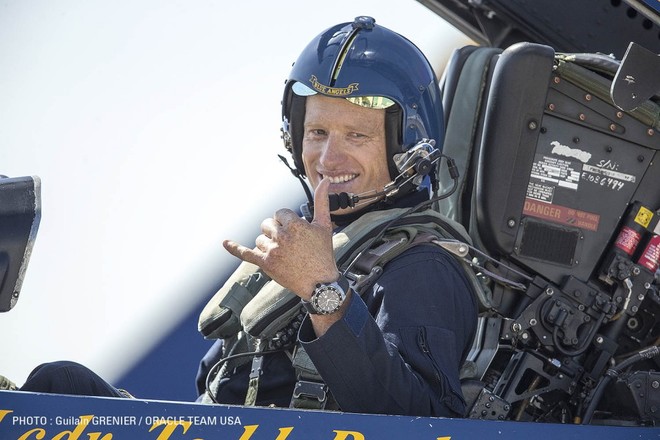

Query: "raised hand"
left=223, top=178, right=339, bottom=300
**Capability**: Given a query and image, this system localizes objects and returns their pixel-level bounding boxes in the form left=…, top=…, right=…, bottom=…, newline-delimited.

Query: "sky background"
left=0, top=0, right=470, bottom=398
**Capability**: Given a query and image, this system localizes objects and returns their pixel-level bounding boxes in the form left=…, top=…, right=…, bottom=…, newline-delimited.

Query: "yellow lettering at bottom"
left=17, top=428, right=46, bottom=440
left=437, top=437, right=452, bottom=440
left=275, top=427, right=294, bottom=440
left=239, top=425, right=293, bottom=440
left=0, top=410, right=14, bottom=423
left=333, top=430, right=365, bottom=440
left=239, top=425, right=259, bottom=440
left=148, top=420, right=192, bottom=440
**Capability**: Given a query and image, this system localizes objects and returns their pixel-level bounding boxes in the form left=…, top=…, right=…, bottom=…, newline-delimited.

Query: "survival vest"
left=198, top=206, right=492, bottom=409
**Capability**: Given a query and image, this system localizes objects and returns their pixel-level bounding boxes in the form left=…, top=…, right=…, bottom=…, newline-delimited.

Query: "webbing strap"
left=244, top=353, right=263, bottom=406
left=353, top=233, right=409, bottom=274
left=289, top=345, right=339, bottom=410
left=244, top=339, right=266, bottom=406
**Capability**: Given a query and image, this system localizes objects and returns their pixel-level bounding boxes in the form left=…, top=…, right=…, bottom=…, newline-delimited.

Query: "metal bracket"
left=610, top=42, right=660, bottom=111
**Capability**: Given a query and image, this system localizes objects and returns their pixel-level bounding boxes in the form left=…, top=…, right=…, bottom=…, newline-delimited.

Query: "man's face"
left=301, top=94, right=391, bottom=216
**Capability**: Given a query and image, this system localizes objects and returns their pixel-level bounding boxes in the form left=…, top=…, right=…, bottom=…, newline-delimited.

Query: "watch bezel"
left=302, top=275, right=349, bottom=315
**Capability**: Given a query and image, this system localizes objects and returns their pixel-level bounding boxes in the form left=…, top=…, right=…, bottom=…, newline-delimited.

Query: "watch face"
left=313, top=286, right=342, bottom=314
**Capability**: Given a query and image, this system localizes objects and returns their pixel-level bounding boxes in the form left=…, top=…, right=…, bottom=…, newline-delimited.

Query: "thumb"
left=312, top=177, right=332, bottom=228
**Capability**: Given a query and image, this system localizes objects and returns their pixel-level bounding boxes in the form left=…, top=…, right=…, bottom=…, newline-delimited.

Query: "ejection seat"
left=438, top=40, right=660, bottom=309
left=436, top=41, right=660, bottom=421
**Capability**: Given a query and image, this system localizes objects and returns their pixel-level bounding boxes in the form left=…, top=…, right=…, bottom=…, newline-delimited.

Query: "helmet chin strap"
left=278, top=153, right=314, bottom=202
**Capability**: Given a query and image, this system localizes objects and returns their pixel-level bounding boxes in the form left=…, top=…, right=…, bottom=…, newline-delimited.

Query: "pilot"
left=196, top=16, right=478, bottom=417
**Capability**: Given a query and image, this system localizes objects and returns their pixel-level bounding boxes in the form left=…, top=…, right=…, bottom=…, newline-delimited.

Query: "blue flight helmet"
left=281, top=16, right=444, bottom=206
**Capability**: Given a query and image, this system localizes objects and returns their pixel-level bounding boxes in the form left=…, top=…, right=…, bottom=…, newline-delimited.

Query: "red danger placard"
left=523, top=198, right=600, bottom=232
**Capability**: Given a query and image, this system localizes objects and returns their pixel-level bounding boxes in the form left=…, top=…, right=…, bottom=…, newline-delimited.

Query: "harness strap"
left=353, top=232, right=409, bottom=274
left=244, top=339, right=266, bottom=406
left=290, top=345, right=339, bottom=410
left=349, top=230, right=440, bottom=293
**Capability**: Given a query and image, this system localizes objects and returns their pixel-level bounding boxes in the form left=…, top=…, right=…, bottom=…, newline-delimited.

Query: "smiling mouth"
left=322, top=174, right=358, bottom=184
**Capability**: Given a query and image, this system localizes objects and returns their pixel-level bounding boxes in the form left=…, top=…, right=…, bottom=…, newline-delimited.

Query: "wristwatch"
left=301, top=275, right=350, bottom=315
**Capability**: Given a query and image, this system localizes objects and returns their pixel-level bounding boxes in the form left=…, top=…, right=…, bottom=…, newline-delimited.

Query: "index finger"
left=223, top=239, right=262, bottom=266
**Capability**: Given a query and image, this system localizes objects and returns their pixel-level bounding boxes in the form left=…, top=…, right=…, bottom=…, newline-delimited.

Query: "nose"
left=318, top=133, right=347, bottom=168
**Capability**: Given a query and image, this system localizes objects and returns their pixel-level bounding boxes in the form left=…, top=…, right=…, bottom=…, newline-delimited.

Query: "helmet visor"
left=291, top=81, right=395, bottom=110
